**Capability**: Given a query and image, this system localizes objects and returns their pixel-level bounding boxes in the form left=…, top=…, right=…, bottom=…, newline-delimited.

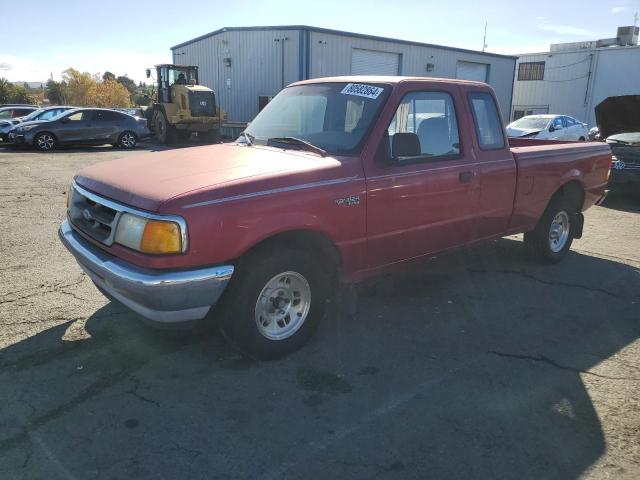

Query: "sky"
left=1, top=0, right=638, bottom=83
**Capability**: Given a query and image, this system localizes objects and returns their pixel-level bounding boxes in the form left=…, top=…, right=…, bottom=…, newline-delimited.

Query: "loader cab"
left=149, top=64, right=199, bottom=104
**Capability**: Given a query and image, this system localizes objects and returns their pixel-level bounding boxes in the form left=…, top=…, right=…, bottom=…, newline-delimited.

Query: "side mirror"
left=392, top=132, right=421, bottom=158
left=60, top=117, right=70, bottom=124
left=146, top=69, right=151, bottom=78
left=549, top=124, right=559, bottom=132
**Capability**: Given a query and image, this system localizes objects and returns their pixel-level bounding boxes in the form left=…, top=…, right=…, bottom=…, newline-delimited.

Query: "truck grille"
left=188, top=90, right=216, bottom=117
left=68, top=184, right=120, bottom=245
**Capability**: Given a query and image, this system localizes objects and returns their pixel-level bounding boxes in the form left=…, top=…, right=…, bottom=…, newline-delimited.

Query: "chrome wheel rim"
left=255, top=271, right=311, bottom=340
left=121, top=132, right=136, bottom=147
left=37, top=134, right=54, bottom=150
left=549, top=211, right=570, bottom=253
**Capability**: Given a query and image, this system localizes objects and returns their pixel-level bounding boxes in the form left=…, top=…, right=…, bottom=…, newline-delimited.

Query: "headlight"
left=114, top=213, right=183, bottom=254
left=17, top=124, right=37, bottom=132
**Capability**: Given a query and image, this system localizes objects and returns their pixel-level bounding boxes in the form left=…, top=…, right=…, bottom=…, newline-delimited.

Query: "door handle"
left=459, top=171, right=474, bottom=183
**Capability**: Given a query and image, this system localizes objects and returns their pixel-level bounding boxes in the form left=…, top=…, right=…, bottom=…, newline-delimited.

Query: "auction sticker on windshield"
left=341, top=83, right=384, bottom=99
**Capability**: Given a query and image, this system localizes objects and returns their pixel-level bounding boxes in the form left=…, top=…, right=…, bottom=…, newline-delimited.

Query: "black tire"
left=523, top=195, right=577, bottom=264
left=117, top=131, right=137, bottom=149
left=153, top=110, right=175, bottom=144
left=218, top=247, right=333, bottom=360
left=33, top=132, right=57, bottom=151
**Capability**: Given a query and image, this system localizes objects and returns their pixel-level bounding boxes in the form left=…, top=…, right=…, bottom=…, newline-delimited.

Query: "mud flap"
left=573, top=212, right=584, bottom=239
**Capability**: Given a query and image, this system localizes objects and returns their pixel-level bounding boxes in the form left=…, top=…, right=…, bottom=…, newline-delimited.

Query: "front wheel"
left=218, top=248, right=332, bottom=359
left=524, top=196, right=576, bottom=263
left=34, top=132, right=56, bottom=151
left=117, top=131, right=137, bottom=149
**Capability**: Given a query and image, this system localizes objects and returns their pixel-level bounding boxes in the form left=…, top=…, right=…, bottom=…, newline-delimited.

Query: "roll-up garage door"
left=456, top=61, right=488, bottom=82
left=351, top=49, right=400, bottom=75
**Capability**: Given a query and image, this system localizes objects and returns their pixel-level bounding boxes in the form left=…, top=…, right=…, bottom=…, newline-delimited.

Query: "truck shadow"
left=0, top=238, right=638, bottom=479
left=601, top=191, right=640, bottom=213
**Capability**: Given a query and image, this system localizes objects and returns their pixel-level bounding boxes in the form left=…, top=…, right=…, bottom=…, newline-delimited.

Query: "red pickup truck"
left=60, top=76, right=611, bottom=359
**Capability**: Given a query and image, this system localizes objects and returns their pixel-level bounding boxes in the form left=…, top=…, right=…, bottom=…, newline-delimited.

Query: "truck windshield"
left=244, top=82, right=390, bottom=155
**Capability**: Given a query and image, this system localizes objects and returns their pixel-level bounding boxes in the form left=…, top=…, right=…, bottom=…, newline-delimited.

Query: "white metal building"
left=171, top=26, right=517, bottom=123
left=511, top=26, right=640, bottom=127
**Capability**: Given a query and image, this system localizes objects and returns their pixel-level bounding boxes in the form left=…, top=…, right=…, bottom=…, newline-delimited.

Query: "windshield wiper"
left=267, top=137, right=327, bottom=157
left=237, top=131, right=254, bottom=146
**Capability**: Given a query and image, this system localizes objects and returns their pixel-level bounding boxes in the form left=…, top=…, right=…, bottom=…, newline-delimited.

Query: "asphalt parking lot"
left=1, top=143, right=639, bottom=479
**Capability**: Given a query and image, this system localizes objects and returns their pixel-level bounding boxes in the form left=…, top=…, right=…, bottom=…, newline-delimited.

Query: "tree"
left=46, top=79, right=67, bottom=105
left=11, top=85, right=36, bottom=104
left=62, top=68, right=98, bottom=106
left=94, top=80, right=131, bottom=108
left=0, top=77, right=15, bottom=104
left=102, top=71, right=116, bottom=82
left=116, top=75, right=137, bottom=95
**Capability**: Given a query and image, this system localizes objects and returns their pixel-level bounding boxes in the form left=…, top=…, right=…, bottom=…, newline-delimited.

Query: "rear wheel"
left=218, top=248, right=332, bottom=360
left=34, top=132, right=56, bottom=151
left=152, top=110, right=174, bottom=144
left=117, top=131, right=137, bottom=149
left=524, top=196, right=576, bottom=263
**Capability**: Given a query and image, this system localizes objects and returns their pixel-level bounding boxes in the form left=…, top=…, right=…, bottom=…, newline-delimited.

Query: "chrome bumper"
left=58, top=220, right=234, bottom=324
left=595, top=189, right=609, bottom=206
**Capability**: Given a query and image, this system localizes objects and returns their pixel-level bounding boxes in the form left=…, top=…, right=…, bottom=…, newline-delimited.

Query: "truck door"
left=363, top=87, right=480, bottom=266
left=467, top=91, right=517, bottom=239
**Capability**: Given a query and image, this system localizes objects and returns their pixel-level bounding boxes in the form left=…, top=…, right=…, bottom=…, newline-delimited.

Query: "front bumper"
left=58, top=220, right=234, bottom=325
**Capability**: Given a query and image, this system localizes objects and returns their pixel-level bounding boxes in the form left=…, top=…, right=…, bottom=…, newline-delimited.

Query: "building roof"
left=290, top=75, right=490, bottom=87
left=171, top=25, right=517, bottom=60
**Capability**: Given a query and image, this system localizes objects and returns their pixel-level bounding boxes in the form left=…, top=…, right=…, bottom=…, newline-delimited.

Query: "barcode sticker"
left=340, top=83, right=384, bottom=99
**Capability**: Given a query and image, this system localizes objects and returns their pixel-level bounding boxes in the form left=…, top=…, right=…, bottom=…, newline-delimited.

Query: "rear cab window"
left=468, top=92, right=505, bottom=150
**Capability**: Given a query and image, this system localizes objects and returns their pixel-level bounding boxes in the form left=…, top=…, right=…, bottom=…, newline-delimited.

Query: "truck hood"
left=595, top=95, right=640, bottom=139
left=75, top=144, right=346, bottom=211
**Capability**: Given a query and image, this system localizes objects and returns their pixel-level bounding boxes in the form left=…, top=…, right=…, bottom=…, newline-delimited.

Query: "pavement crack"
left=489, top=351, right=640, bottom=381
left=467, top=268, right=621, bottom=298
left=126, top=375, right=160, bottom=408
left=0, top=276, right=86, bottom=305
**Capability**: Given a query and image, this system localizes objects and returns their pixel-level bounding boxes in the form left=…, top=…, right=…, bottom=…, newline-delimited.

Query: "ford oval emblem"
left=82, top=209, right=93, bottom=221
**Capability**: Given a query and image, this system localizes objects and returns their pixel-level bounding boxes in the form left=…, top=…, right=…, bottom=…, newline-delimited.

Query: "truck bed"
left=508, top=140, right=612, bottom=233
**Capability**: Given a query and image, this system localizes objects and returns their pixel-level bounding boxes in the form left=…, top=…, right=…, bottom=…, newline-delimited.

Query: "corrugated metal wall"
left=511, top=46, right=640, bottom=127
left=173, top=29, right=303, bottom=122
left=173, top=28, right=516, bottom=124
left=308, top=31, right=515, bottom=117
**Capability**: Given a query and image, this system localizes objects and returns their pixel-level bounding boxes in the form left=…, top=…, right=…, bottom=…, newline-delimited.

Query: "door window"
left=95, top=111, right=124, bottom=122
left=468, top=92, right=505, bottom=150
left=552, top=117, right=564, bottom=130
left=65, top=111, right=89, bottom=122
left=387, top=91, right=461, bottom=160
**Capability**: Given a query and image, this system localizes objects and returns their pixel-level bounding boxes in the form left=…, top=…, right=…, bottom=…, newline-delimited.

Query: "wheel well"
left=242, top=230, right=342, bottom=279
left=554, top=180, right=585, bottom=212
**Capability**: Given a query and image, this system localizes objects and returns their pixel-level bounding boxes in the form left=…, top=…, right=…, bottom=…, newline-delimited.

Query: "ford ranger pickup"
left=59, top=76, right=612, bottom=359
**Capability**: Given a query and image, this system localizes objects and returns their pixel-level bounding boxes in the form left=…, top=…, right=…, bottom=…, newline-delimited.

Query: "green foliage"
left=46, top=79, right=67, bottom=104
left=0, top=78, right=37, bottom=104
left=102, top=71, right=116, bottom=82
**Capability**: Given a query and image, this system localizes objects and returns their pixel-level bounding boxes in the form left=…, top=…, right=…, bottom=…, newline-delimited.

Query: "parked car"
left=7, top=108, right=150, bottom=151
left=506, top=114, right=589, bottom=141
left=0, top=105, right=38, bottom=121
left=59, top=76, right=611, bottom=359
left=596, top=95, right=640, bottom=192
left=0, top=106, right=75, bottom=141
left=588, top=126, right=601, bottom=142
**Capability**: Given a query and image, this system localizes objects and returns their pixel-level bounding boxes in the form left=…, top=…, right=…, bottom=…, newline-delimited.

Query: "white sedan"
left=506, top=115, right=589, bottom=141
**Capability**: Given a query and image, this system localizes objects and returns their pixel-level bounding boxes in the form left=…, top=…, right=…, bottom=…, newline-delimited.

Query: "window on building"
left=517, top=62, right=545, bottom=81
